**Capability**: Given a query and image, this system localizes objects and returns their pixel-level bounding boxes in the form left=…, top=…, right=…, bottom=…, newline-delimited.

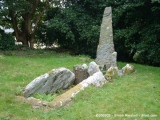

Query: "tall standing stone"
left=95, top=7, right=117, bottom=70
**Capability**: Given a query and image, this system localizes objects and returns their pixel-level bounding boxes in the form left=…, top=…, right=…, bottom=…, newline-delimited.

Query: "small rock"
left=122, top=64, right=135, bottom=75
left=32, top=105, right=40, bottom=109
left=105, top=66, right=118, bottom=80
left=88, top=61, right=100, bottom=76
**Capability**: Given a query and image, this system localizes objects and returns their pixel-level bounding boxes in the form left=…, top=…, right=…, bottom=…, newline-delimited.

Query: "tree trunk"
left=22, top=40, right=29, bottom=46
left=29, top=34, right=34, bottom=48
left=16, top=34, right=29, bottom=47
left=9, top=1, right=47, bottom=48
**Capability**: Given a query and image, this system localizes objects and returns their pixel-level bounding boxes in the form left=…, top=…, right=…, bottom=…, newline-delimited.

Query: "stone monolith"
left=95, top=7, right=117, bottom=70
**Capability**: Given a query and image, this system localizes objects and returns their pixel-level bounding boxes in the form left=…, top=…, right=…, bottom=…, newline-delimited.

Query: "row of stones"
left=20, top=61, right=106, bottom=108
left=20, top=61, right=135, bottom=109
left=23, top=61, right=103, bottom=98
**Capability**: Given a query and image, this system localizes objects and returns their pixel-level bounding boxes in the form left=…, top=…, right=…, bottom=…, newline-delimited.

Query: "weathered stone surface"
left=88, top=61, right=100, bottom=76
left=95, top=7, right=117, bottom=70
left=118, top=69, right=123, bottom=77
left=19, top=63, right=108, bottom=108
left=81, top=71, right=106, bottom=87
left=122, top=64, right=135, bottom=75
left=111, top=52, right=117, bottom=68
left=16, top=96, right=50, bottom=109
left=105, top=66, right=119, bottom=80
left=49, top=71, right=106, bottom=108
left=23, top=68, right=75, bottom=98
left=73, top=64, right=89, bottom=85
left=105, top=64, right=135, bottom=80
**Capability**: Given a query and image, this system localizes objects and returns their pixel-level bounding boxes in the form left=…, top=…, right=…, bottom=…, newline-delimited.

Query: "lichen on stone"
left=105, top=67, right=118, bottom=80
left=122, top=64, right=135, bottom=75
left=47, top=69, right=55, bottom=75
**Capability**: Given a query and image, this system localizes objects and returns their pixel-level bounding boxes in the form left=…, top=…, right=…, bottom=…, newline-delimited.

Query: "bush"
left=45, top=1, right=104, bottom=58
left=113, top=1, right=160, bottom=66
left=38, top=0, right=160, bottom=66
left=0, top=33, right=15, bottom=50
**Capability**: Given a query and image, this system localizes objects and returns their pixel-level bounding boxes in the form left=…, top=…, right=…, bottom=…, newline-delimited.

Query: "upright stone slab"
left=95, top=7, right=117, bottom=70
left=73, top=64, right=89, bottom=85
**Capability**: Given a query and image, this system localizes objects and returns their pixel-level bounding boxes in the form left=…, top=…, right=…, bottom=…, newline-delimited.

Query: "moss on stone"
left=122, top=64, right=135, bottom=75
left=105, top=67, right=118, bottom=80
left=49, top=84, right=83, bottom=108
left=47, top=69, right=55, bottom=75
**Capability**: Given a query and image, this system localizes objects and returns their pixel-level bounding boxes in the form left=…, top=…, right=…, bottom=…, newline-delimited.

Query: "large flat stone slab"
left=23, top=68, right=75, bottom=98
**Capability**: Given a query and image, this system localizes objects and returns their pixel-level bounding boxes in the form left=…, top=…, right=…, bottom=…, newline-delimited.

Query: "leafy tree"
left=0, top=0, right=51, bottom=48
left=40, top=0, right=160, bottom=66
left=113, top=0, right=160, bottom=66
left=45, top=0, right=106, bottom=57
left=0, top=33, right=15, bottom=50
left=152, top=0, right=160, bottom=2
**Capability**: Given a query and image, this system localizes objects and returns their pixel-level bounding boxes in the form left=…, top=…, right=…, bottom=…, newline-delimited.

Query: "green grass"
left=33, top=93, right=57, bottom=102
left=0, top=50, right=160, bottom=120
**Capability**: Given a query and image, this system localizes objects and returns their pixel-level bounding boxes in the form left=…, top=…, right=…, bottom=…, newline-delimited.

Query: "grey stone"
left=122, top=64, right=135, bottom=75
left=32, top=105, right=41, bottom=109
left=81, top=71, right=107, bottom=87
left=88, top=61, right=100, bottom=76
left=49, top=70, right=107, bottom=108
left=118, top=69, right=123, bottom=76
left=105, top=66, right=119, bottom=80
left=23, top=68, right=75, bottom=98
left=111, top=52, right=117, bottom=67
left=95, top=7, right=117, bottom=70
left=73, top=64, right=89, bottom=85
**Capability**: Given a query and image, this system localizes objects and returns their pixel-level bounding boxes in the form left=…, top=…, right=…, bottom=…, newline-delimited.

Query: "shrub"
left=0, top=33, right=15, bottom=50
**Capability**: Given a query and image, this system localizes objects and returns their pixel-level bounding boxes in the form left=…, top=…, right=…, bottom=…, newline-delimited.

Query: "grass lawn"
left=0, top=49, right=160, bottom=120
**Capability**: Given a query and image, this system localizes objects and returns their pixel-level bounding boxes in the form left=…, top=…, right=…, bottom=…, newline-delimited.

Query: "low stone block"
left=73, top=64, right=89, bottom=85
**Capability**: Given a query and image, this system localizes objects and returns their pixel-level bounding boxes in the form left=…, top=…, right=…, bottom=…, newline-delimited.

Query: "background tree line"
left=0, top=0, right=160, bottom=66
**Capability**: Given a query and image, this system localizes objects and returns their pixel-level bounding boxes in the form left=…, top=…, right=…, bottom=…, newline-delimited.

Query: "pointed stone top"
left=95, top=6, right=117, bottom=70
left=103, top=7, right=112, bottom=17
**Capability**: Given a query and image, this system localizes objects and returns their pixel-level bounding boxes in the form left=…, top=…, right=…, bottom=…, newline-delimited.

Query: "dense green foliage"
left=0, top=33, right=15, bottom=50
left=0, top=0, right=51, bottom=47
left=0, top=0, right=159, bottom=66
left=113, top=0, right=160, bottom=66
left=45, top=1, right=105, bottom=57
left=42, top=0, right=160, bottom=66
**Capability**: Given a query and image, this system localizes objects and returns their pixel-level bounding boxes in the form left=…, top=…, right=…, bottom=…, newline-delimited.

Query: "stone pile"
left=22, top=61, right=107, bottom=108
left=22, top=61, right=135, bottom=109
left=23, top=61, right=107, bottom=98
left=49, top=62, right=106, bottom=108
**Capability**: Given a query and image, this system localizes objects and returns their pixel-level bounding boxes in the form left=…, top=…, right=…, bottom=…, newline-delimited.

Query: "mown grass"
left=0, top=49, right=160, bottom=120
